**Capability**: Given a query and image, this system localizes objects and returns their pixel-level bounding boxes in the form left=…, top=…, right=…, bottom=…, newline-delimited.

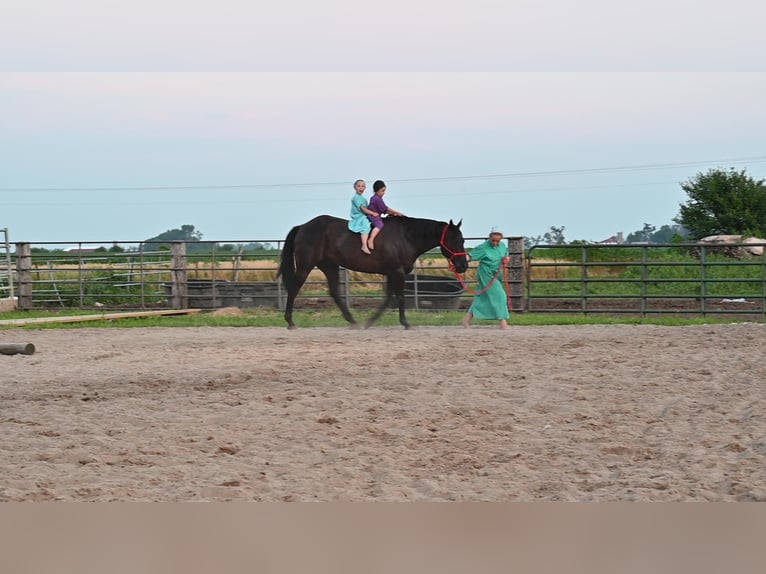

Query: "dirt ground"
left=2, top=322, right=765, bottom=501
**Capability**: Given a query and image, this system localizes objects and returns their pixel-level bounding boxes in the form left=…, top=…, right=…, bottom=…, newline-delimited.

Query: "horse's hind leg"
left=284, top=268, right=311, bottom=329
left=318, top=263, right=358, bottom=327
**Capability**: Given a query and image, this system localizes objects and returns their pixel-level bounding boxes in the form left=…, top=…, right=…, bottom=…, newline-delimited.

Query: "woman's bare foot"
left=367, top=241, right=375, bottom=251
left=362, top=247, right=371, bottom=254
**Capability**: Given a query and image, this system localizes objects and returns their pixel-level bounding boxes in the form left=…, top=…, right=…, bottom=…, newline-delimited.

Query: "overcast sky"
left=2, top=2, right=766, bottom=245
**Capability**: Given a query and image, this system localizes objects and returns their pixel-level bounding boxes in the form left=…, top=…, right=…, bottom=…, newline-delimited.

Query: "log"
left=0, top=343, right=35, bottom=355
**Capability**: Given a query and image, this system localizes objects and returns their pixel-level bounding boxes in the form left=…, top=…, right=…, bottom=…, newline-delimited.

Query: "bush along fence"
left=4, top=238, right=766, bottom=317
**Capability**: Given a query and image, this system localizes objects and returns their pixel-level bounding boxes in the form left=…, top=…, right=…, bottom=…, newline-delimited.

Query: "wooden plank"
left=0, top=309, right=202, bottom=327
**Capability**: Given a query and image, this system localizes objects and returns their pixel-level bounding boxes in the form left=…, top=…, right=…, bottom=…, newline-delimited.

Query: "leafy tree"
left=625, top=223, right=689, bottom=243
left=524, top=235, right=544, bottom=250
left=651, top=224, right=688, bottom=243
left=675, top=168, right=766, bottom=239
left=542, top=226, right=566, bottom=245
left=626, top=223, right=656, bottom=243
left=146, top=224, right=203, bottom=243
left=524, top=227, right=567, bottom=249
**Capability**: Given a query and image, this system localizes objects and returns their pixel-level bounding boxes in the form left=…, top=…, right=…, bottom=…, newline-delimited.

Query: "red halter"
left=440, top=224, right=467, bottom=271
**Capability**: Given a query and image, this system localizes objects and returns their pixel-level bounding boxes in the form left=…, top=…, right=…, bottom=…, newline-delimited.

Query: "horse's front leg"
left=392, top=274, right=410, bottom=330
left=365, top=272, right=409, bottom=329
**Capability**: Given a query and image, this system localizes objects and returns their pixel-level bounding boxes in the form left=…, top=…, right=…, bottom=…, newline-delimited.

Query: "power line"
left=0, top=180, right=685, bottom=207
left=1, top=155, right=764, bottom=193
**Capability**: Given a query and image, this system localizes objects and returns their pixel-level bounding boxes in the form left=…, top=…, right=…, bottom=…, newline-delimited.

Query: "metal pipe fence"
left=4, top=238, right=766, bottom=317
left=6, top=238, right=491, bottom=312
left=527, top=242, right=766, bottom=316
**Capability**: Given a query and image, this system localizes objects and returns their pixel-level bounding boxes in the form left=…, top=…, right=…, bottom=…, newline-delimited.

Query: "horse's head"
left=439, top=219, right=468, bottom=273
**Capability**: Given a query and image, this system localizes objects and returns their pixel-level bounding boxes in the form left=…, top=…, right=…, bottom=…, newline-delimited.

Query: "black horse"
left=278, top=215, right=468, bottom=329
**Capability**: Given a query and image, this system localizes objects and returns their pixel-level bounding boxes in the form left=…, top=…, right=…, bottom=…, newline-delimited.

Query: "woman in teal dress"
left=462, top=231, right=510, bottom=329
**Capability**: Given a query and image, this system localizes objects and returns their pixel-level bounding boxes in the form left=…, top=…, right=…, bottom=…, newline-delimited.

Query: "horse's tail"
left=277, top=224, right=301, bottom=288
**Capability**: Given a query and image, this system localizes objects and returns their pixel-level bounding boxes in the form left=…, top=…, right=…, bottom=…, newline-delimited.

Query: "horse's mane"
left=386, top=216, right=445, bottom=243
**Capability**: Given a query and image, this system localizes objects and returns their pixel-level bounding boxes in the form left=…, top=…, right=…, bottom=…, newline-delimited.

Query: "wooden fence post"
left=16, top=243, right=32, bottom=310
left=170, top=242, right=188, bottom=310
left=507, top=237, right=526, bottom=312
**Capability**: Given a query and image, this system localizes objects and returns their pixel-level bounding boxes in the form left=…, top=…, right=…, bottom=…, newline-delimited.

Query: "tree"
left=625, top=223, right=689, bottom=243
left=524, top=235, right=544, bottom=250
left=675, top=168, right=766, bottom=239
left=651, top=224, right=688, bottom=243
left=146, top=224, right=203, bottom=243
left=626, top=223, right=656, bottom=243
left=542, top=226, right=566, bottom=245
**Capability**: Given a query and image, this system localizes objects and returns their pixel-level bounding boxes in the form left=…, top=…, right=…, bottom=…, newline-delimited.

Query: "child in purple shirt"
left=367, top=180, right=404, bottom=251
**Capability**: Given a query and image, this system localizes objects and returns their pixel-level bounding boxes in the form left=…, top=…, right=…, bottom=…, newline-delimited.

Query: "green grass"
left=0, top=307, right=757, bottom=331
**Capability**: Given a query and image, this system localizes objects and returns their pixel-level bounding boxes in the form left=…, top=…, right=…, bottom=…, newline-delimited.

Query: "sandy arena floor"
left=2, top=323, right=765, bottom=501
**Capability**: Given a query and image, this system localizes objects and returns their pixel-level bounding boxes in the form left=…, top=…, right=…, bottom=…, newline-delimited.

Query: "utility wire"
left=1, top=156, right=765, bottom=193
left=1, top=180, right=684, bottom=206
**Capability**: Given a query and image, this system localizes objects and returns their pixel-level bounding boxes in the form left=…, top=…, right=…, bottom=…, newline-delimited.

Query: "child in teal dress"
left=348, top=179, right=378, bottom=254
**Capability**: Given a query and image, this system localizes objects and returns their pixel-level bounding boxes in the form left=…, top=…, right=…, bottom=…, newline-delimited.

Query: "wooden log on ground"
left=0, top=343, right=35, bottom=355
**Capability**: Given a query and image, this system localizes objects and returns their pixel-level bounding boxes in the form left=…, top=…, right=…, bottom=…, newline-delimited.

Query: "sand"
left=2, top=322, right=765, bottom=501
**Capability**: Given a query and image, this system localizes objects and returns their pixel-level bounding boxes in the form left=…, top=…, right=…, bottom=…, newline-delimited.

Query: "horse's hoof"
left=287, top=324, right=297, bottom=330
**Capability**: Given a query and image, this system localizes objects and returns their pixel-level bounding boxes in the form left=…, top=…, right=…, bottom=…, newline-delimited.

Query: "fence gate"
left=0, top=228, right=13, bottom=301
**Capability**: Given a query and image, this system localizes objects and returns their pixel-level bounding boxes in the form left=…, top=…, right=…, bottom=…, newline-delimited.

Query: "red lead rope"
left=451, top=265, right=513, bottom=311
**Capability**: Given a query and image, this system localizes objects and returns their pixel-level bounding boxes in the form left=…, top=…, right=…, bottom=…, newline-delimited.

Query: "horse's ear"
left=449, top=218, right=462, bottom=229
